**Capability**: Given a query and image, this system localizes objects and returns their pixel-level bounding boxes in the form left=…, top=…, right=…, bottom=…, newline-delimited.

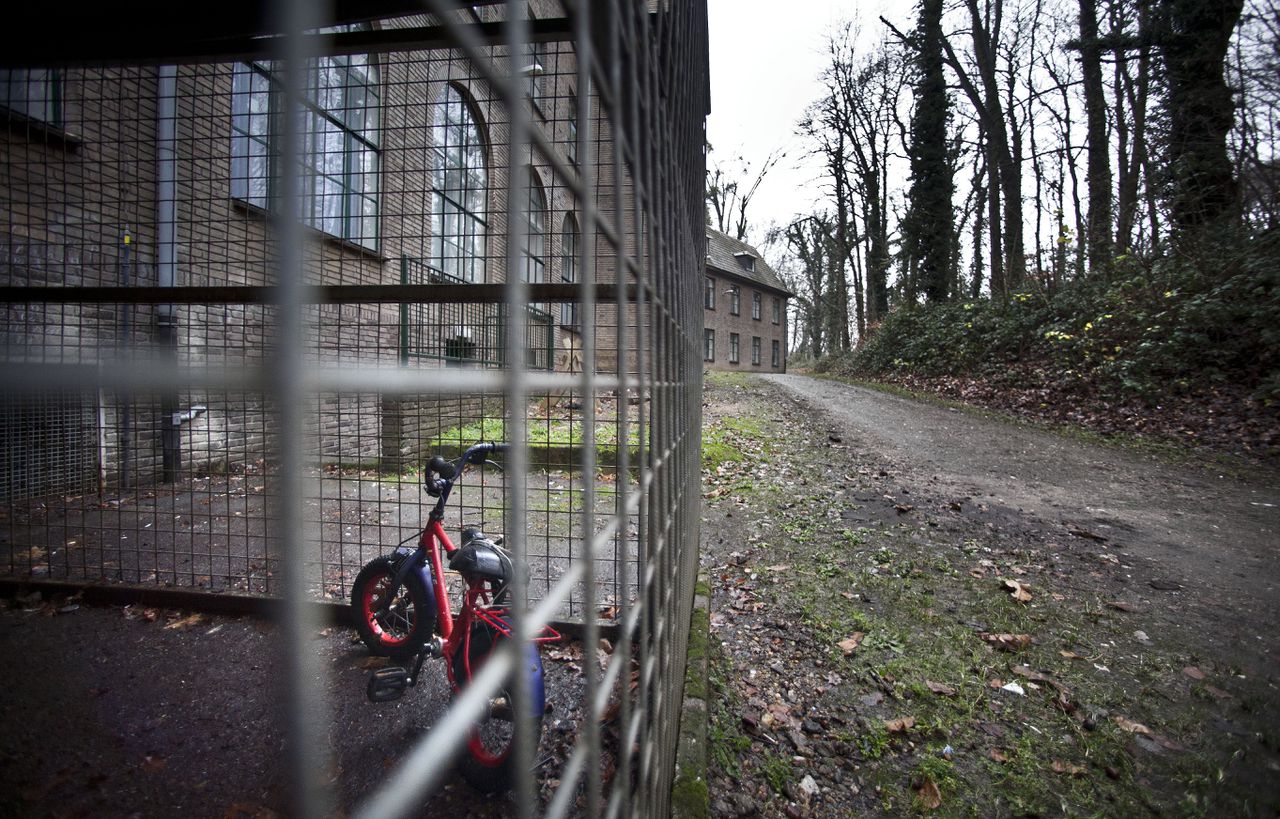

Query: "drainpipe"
left=156, top=65, right=180, bottom=482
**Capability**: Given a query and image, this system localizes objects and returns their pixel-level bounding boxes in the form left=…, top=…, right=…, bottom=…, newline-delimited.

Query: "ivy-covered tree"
left=901, top=0, right=955, bottom=303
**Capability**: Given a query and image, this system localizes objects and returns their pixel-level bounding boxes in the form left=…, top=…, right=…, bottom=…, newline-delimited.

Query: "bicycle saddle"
left=449, top=531, right=515, bottom=599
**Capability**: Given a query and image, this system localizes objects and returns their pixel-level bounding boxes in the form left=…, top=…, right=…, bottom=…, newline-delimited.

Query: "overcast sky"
left=705, top=0, right=907, bottom=251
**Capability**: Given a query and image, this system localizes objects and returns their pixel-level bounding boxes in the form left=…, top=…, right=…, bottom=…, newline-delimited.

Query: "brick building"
left=1, top=4, right=646, bottom=496
left=701, top=228, right=791, bottom=372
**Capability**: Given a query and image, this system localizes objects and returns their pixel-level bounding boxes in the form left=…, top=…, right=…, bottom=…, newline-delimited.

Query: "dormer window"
left=734, top=252, right=755, bottom=272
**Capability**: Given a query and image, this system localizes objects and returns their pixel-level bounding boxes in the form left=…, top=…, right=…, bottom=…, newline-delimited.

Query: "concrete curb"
left=671, top=572, right=712, bottom=818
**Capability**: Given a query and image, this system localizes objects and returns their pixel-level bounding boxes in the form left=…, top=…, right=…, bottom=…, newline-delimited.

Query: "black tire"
left=452, top=621, right=544, bottom=793
left=350, top=557, right=432, bottom=659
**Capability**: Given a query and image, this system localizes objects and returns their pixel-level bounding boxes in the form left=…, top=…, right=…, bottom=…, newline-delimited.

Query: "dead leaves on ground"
left=164, top=613, right=205, bottom=630
left=1003, top=578, right=1033, bottom=603
left=1113, top=715, right=1184, bottom=752
left=925, top=680, right=957, bottom=697
left=915, top=776, right=942, bottom=809
left=1052, top=760, right=1087, bottom=777
left=837, top=632, right=865, bottom=655
left=980, top=632, right=1033, bottom=652
left=884, top=716, right=916, bottom=734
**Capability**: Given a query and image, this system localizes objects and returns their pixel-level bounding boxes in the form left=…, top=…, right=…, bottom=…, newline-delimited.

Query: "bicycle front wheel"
left=351, top=557, right=431, bottom=659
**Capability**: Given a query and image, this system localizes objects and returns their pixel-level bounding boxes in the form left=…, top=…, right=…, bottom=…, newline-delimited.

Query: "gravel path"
left=766, top=373, right=1280, bottom=675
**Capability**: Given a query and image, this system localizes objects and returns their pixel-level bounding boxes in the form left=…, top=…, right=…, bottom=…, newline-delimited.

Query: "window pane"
left=431, top=85, right=486, bottom=281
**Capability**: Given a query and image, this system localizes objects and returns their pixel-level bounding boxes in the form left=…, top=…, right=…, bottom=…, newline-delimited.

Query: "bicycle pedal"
left=367, top=666, right=410, bottom=702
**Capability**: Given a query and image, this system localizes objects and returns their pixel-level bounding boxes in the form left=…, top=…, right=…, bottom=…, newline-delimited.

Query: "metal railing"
left=1, top=1, right=708, bottom=816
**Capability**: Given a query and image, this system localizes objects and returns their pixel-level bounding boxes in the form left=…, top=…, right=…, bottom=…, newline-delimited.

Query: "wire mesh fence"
left=2, top=0, right=708, bottom=815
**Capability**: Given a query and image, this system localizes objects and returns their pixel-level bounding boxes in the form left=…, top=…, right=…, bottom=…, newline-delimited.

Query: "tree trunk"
left=905, top=0, right=955, bottom=303
left=1161, top=0, right=1244, bottom=245
left=1079, top=0, right=1114, bottom=272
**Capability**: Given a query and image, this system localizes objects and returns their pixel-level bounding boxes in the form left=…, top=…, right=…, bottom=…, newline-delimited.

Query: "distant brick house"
left=701, top=228, right=791, bottom=373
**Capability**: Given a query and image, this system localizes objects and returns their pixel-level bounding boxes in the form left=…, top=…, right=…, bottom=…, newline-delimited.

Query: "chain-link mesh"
left=2, top=1, right=706, bottom=816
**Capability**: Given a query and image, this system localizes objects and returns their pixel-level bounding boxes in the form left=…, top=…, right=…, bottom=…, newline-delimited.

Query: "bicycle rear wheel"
left=452, top=621, right=545, bottom=793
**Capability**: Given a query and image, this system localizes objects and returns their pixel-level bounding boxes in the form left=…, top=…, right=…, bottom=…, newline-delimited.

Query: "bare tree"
left=781, top=215, right=838, bottom=357
left=810, top=26, right=909, bottom=333
left=705, top=144, right=784, bottom=242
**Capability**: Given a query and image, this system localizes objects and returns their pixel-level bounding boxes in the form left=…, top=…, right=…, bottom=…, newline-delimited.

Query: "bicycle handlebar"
left=423, top=442, right=507, bottom=498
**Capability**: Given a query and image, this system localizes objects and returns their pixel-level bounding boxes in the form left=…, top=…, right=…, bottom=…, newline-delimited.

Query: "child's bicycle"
left=350, top=441, right=559, bottom=793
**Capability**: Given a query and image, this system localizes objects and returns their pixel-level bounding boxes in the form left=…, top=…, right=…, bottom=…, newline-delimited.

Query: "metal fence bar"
left=273, top=1, right=330, bottom=815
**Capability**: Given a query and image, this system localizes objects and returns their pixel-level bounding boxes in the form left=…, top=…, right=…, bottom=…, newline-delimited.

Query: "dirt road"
left=765, top=373, right=1280, bottom=677
left=701, top=373, right=1280, bottom=816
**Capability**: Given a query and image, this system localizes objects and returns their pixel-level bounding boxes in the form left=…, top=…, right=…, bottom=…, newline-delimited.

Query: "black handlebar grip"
left=428, top=455, right=456, bottom=480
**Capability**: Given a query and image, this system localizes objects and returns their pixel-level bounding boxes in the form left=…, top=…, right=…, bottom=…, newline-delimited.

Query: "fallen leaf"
left=916, top=776, right=942, bottom=810
left=838, top=632, right=866, bottom=655
left=1003, top=579, right=1032, bottom=602
left=980, top=632, right=1032, bottom=652
left=1000, top=682, right=1025, bottom=696
left=358, top=656, right=389, bottom=670
left=1182, top=666, right=1206, bottom=680
left=1059, top=650, right=1082, bottom=660
left=925, top=681, right=957, bottom=697
left=164, top=613, right=204, bottom=630
left=1010, top=665, right=1066, bottom=691
left=141, top=755, right=167, bottom=772
left=1204, top=685, right=1232, bottom=700
left=1113, top=716, right=1151, bottom=734
left=1106, top=600, right=1140, bottom=612
left=988, top=748, right=1009, bottom=763
left=884, top=716, right=916, bottom=733
left=1052, top=760, right=1087, bottom=777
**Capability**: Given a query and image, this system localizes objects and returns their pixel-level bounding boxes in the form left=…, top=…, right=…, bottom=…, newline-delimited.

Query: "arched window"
left=430, top=84, right=487, bottom=282
left=522, top=170, right=546, bottom=284
left=560, top=214, right=579, bottom=328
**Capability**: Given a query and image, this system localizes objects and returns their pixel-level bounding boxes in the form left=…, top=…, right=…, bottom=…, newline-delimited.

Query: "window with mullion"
left=230, top=44, right=380, bottom=250
left=430, top=84, right=487, bottom=282
left=523, top=172, right=546, bottom=285
left=1, top=69, right=62, bottom=125
left=729, top=285, right=740, bottom=315
left=561, top=215, right=579, bottom=328
left=567, top=89, right=580, bottom=166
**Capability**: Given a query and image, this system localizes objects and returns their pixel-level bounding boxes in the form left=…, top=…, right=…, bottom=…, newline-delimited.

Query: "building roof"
left=704, top=227, right=793, bottom=297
